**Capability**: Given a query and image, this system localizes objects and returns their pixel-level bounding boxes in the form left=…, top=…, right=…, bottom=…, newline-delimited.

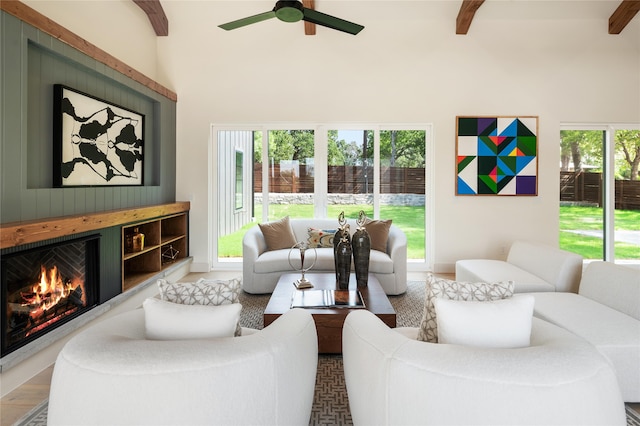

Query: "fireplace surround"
left=0, top=202, right=190, bottom=375
left=1, top=234, right=100, bottom=357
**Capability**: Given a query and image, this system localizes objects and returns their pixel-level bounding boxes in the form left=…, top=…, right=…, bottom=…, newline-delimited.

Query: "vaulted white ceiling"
left=133, top=0, right=640, bottom=37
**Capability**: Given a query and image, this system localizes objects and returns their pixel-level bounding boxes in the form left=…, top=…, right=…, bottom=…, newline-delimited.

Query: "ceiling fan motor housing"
left=274, top=0, right=304, bottom=22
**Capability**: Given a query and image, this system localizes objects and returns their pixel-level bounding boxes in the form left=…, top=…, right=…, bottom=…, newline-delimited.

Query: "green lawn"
left=218, top=205, right=425, bottom=259
left=559, top=205, right=639, bottom=260
left=218, top=204, right=639, bottom=261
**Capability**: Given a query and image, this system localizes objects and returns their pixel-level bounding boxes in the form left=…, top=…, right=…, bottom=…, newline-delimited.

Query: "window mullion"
left=315, top=126, right=328, bottom=218
left=603, top=127, right=616, bottom=261
left=373, top=128, right=381, bottom=219
left=261, top=128, right=269, bottom=223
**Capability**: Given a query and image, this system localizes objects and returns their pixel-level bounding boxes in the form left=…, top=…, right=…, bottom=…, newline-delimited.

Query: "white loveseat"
left=342, top=310, right=626, bottom=425
left=531, top=261, right=640, bottom=402
left=48, top=308, right=318, bottom=426
left=242, top=218, right=407, bottom=295
left=455, top=240, right=584, bottom=293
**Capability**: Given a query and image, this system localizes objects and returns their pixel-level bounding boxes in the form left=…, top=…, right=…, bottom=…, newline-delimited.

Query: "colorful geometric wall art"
left=456, top=116, right=538, bottom=196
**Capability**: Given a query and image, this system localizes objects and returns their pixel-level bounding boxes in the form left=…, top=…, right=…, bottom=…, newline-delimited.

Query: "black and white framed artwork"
left=53, top=84, right=144, bottom=187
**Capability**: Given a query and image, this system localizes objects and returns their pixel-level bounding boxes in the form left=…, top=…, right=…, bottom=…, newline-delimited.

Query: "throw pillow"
left=157, top=277, right=242, bottom=336
left=158, top=277, right=241, bottom=305
left=416, top=274, right=514, bottom=343
left=307, top=227, right=336, bottom=248
left=143, top=298, right=242, bottom=340
left=434, top=295, right=534, bottom=348
left=258, top=216, right=297, bottom=251
left=363, top=219, right=392, bottom=252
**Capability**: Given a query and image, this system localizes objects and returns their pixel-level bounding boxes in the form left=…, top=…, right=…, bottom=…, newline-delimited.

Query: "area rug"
left=235, top=281, right=426, bottom=425
left=13, top=281, right=640, bottom=426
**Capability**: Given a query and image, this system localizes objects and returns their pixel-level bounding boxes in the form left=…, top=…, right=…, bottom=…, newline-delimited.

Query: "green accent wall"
left=1, top=11, right=177, bottom=224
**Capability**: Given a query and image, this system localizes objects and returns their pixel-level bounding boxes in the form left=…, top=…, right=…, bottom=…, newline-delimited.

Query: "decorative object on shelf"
left=456, top=116, right=538, bottom=196
left=132, top=227, right=145, bottom=252
left=53, top=84, right=144, bottom=187
left=125, top=231, right=134, bottom=253
left=352, top=210, right=371, bottom=288
left=120, top=211, right=189, bottom=293
left=335, top=234, right=352, bottom=290
left=288, top=242, right=317, bottom=289
left=162, top=245, right=180, bottom=264
left=333, top=211, right=351, bottom=283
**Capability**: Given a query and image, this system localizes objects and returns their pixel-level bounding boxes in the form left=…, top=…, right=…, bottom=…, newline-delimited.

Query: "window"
left=559, top=125, right=639, bottom=265
left=380, top=130, right=426, bottom=260
left=265, top=129, right=315, bottom=221
left=327, top=129, right=374, bottom=218
left=212, top=124, right=433, bottom=270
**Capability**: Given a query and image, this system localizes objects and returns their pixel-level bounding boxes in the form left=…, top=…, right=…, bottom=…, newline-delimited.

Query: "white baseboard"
left=433, top=263, right=455, bottom=274
left=189, top=261, right=211, bottom=272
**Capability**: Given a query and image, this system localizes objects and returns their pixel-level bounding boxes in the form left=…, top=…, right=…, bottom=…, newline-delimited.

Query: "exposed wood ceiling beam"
left=303, top=0, right=316, bottom=35
left=133, top=0, right=168, bottom=36
left=456, top=0, right=485, bottom=34
left=609, top=0, right=640, bottom=34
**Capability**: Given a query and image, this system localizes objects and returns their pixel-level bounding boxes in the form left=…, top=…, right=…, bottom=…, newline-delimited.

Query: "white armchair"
left=48, top=308, right=318, bottom=425
left=342, top=310, right=625, bottom=425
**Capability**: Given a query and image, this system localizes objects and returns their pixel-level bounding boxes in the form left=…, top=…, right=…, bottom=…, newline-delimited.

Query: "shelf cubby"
left=121, top=212, right=188, bottom=292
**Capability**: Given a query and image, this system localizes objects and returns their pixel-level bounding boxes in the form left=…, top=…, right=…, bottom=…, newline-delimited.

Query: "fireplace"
left=1, top=234, right=99, bottom=357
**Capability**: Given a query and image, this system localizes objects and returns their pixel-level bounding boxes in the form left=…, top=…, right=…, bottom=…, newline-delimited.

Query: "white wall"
left=23, top=1, right=640, bottom=272
left=160, top=1, right=640, bottom=272
left=23, top=0, right=161, bottom=83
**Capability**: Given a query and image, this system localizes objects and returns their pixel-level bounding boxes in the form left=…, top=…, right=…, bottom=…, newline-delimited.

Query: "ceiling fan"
left=218, top=0, right=364, bottom=35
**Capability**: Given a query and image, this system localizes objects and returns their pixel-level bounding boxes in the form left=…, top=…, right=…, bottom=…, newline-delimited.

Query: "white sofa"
left=48, top=308, right=318, bottom=426
left=455, top=240, right=584, bottom=293
left=242, top=218, right=407, bottom=295
left=531, top=261, right=640, bottom=402
left=342, top=310, right=626, bottom=425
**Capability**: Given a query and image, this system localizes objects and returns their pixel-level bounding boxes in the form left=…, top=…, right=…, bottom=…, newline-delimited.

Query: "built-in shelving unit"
left=122, top=213, right=188, bottom=292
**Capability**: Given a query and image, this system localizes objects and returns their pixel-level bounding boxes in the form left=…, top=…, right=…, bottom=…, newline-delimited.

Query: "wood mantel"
left=0, top=202, right=190, bottom=250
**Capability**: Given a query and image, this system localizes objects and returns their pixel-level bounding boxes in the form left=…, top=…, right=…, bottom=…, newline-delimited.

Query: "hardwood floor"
left=1, top=366, right=53, bottom=425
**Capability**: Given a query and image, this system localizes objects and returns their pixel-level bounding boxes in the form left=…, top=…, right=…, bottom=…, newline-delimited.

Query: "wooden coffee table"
left=264, top=272, right=396, bottom=354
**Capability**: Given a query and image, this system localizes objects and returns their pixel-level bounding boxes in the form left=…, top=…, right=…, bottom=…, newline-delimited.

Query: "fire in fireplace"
left=1, top=234, right=99, bottom=357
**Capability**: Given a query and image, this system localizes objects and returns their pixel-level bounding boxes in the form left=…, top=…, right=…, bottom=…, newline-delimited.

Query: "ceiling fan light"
left=274, top=0, right=304, bottom=22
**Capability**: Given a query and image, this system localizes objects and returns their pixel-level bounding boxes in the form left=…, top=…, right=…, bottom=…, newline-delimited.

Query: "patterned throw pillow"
left=307, top=228, right=336, bottom=248
left=158, top=277, right=241, bottom=305
left=416, top=274, right=514, bottom=343
left=157, top=277, right=242, bottom=336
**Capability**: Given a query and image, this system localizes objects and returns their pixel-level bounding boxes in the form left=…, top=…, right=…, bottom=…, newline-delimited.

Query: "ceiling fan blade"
left=219, top=11, right=276, bottom=30
left=302, top=8, right=364, bottom=35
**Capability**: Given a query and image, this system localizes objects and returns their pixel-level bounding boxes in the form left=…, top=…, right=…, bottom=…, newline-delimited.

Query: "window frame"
left=210, top=123, right=434, bottom=272
left=560, top=122, right=640, bottom=263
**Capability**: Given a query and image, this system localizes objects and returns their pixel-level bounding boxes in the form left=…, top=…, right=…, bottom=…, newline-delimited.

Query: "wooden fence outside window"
left=560, top=171, right=640, bottom=210
left=252, top=166, right=639, bottom=210
left=253, top=164, right=425, bottom=195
